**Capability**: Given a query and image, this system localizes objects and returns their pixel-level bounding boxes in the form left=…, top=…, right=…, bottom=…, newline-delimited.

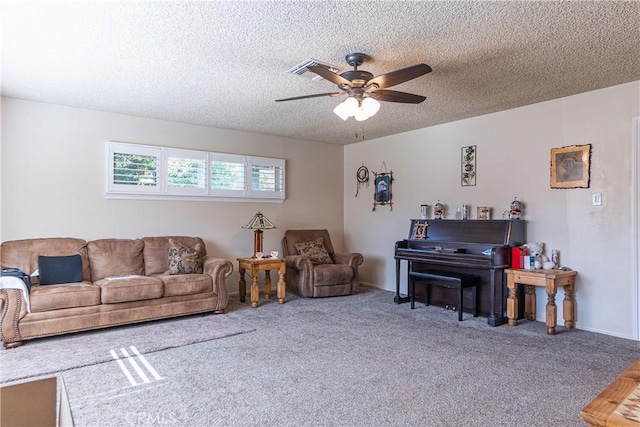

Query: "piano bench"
left=409, top=270, right=480, bottom=321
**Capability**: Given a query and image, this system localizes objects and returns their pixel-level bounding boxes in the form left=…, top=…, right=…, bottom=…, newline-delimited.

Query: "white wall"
left=344, top=81, right=640, bottom=339
left=0, top=97, right=345, bottom=293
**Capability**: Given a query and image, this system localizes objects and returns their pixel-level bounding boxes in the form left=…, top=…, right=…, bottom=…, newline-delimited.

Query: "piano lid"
left=407, top=219, right=525, bottom=246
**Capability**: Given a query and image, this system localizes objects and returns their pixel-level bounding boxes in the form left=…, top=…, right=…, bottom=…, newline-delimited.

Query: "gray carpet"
left=10, top=287, right=640, bottom=426
left=0, top=314, right=255, bottom=383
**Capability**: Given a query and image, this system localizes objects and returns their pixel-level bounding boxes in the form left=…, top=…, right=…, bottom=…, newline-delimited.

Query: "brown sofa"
left=0, top=236, right=232, bottom=348
left=282, top=229, right=363, bottom=297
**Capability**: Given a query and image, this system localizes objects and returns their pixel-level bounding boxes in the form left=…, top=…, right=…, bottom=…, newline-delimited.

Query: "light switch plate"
left=592, top=193, right=602, bottom=206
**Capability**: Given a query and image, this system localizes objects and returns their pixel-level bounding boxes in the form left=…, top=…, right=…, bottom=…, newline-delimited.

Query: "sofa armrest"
left=202, top=256, right=233, bottom=282
left=202, top=256, right=233, bottom=312
left=0, top=288, right=26, bottom=348
left=284, top=255, right=314, bottom=271
left=332, top=252, right=364, bottom=268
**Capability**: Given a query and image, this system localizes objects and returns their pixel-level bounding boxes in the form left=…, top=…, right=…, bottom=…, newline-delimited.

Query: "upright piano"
left=395, top=219, right=526, bottom=326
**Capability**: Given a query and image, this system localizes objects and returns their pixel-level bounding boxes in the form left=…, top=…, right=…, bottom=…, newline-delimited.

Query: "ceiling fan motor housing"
left=340, top=70, right=374, bottom=87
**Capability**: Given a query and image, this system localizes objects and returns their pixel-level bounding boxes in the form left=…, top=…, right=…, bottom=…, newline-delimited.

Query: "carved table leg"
left=545, top=277, right=558, bottom=335
left=506, top=275, right=518, bottom=326
left=525, top=285, right=537, bottom=321
left=264, top=269, right=272, bottom=300
left=277, top=263, right=286, bottom=304
left=250, top=265, right=259, bottom=308
left=563, top=282, right=575, bottom=329
left=238, top=267, right=247, bottom=303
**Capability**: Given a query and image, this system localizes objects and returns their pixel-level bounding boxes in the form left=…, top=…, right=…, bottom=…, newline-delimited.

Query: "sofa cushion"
left=30, top=282, right=101, bottom=312
left=142, top=236, right=208, bottom=275
left=295, top=238, right=334, bottom=265
left=38, top=254, right=83, bottom=285
left=313, top=264, right=353, bottom=287
left=96, top=276, right=163, bottom=304
left=166, top=238, right=204, bottom=275
left=157, top=273, right=213, bottom=297
left=0, top=238, right=91, bottom=286
left=88, top=239, right=145, bottom=282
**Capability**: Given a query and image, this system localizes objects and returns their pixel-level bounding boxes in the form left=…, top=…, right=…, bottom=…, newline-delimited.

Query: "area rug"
left=0, top=314, right=254, bottom=383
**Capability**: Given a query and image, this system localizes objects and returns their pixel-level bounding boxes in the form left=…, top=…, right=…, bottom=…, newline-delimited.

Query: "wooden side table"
left=237, top=257, right=286, bottom=308
left=580, top=358, right=640, bottom=426
left=505, top=268, right=577, bottom=335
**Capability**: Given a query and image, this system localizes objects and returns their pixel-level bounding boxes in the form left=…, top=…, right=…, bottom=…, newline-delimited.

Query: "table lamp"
left=242, top=212, right=276, bottom=256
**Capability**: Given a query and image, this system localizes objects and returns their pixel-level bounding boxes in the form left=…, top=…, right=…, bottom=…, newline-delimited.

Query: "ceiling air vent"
left=286, top=58, right=342, bottom=81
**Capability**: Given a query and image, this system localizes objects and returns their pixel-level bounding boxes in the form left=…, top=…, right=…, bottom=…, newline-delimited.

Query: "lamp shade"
left=242, top=212, right=276, bottom=230
left=242, top=212, right=276, bottom=256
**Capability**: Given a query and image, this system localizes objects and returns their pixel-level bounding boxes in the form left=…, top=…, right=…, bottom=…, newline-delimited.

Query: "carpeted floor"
left=7, top=287, right=639, bottom=426
left=0, top=314, right=255, bottom=383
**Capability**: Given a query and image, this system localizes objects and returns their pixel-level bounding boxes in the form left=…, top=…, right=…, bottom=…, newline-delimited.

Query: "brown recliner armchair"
left=282, top=229, right=363, bottom=297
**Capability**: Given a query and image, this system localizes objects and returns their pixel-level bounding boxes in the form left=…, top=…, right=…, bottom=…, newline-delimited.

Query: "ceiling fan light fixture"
left=354, top=107, right=370, bottom=121
left=333, top=96, right=359, bottom=120
left=361, top=97, right=381, bottom=117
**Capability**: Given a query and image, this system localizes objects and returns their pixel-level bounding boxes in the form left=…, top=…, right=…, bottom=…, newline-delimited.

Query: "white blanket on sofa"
left=0, top=276, right=31, bottom=313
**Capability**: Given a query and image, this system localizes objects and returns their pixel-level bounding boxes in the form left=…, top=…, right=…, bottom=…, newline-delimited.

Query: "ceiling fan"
left=275, top=53, right=432, bottom=121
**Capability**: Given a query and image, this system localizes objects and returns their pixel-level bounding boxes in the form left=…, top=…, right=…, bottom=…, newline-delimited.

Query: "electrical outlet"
left=592, top=193, right=602, bottom=206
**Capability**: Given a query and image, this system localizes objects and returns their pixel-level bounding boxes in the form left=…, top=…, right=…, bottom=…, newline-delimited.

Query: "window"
left=250, top=157, right=284, bottom=198
left=106, top=141, right=285, bottom=202
left=210, top=154, right=245, bottom=197
left=107, top=143, right=161, bottom=194
left=165, top=149, right=207, bottom=196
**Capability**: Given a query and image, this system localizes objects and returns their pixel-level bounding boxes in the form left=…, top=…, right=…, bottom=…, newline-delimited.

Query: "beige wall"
left=0, top=97, right=345, bottom=293
left=344, top=81, right=640, bottom=339
left=2, top=82, right=639, bottom=339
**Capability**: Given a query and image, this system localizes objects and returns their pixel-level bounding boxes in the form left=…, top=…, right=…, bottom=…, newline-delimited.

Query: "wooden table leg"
left=239, top=267, right=246, bottom=303
left=250, top=265, right=259, bottom=308
left=277, top=263, right=286, bottom=304
left=563, top=281, right=575, bottom=329
left=264, top=269, right=272, bottom=299
left=545, top=278, right=558, bottom=335
left=525, top=285, right=536, bottom=321
left=506, top=275, right=518, bottom=326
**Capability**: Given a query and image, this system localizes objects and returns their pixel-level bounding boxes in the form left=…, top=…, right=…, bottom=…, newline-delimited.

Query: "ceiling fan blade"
left=366, top=64, right=432, bottom=89
left=368, top=89, right=426, bottom=104
left=275, top=92, right=343, bottom=102
left=307, top=65, right=353, bottom=87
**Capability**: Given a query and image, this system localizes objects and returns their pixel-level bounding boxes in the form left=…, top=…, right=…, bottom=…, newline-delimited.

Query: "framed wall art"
left=372, top=161, right=393, bottom=211
left=550, top=144, right=591, bottom=189
left=461, top=145, right=476, bottom=186
left=477, top=206, right=491, bottom=220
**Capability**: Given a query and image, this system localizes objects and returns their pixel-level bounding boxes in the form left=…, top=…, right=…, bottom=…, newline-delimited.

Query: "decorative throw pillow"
left=38, top=254, right=83, bottom=285
left=166, top=238, right=203, bottom=275
left=295, top=238, right=333, bottom=265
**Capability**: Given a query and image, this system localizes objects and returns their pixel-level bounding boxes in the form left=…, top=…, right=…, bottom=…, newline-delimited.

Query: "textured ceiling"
left=2, top=1, right=639, bottom=145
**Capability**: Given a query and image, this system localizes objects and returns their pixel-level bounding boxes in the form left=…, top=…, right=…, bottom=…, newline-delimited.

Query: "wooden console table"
left=505, top=268, right=577, bottom=335
left=580, top=358, right=640, bottom=426
left=238, top=257, right=286, bottom=308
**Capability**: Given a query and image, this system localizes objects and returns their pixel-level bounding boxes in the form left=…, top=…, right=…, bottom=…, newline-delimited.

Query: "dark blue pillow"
left=38, top=254, right=83, bottom=285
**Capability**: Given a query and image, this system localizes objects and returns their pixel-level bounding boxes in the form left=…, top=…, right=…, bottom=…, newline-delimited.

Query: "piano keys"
left=395, top=219, right=526, bottom=326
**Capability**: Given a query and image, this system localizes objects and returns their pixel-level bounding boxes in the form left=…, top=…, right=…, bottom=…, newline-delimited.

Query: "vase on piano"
left=420, top=205, right=428, bottom=219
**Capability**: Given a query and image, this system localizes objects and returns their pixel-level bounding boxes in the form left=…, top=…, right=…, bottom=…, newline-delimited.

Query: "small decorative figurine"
left=509, top=198, right=523, bottom=220
left=434, top=201, right=444, bottom=220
